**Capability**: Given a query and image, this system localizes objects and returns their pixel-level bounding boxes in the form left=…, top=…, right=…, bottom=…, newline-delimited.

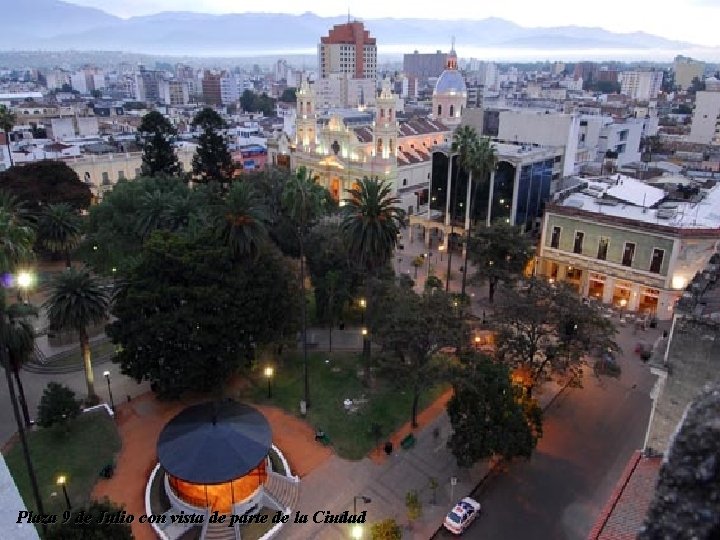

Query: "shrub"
left=37, top=382, right=82, bottom=429
left=371, top=518, right=402, bottom=540
left=405, top=489, right=422, bottom=522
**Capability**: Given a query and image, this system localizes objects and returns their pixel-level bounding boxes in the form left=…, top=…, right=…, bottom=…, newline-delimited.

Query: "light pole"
left=103, top=371, right=115, bottom=413
left=439, top=244, right=445, bottom=261
left=56, top=475, right=71, bottom=510
left=264, top=366, right=274, bottom=399
left=16, top=270, right=34, bottom=303
left=350, top=524, right=363, bottom=539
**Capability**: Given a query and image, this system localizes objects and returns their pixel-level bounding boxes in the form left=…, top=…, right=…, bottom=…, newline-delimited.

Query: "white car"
left=443, top=497, right=481, bottom=535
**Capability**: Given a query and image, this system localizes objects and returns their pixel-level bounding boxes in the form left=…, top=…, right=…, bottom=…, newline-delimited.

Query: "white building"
left=220, top=74, right=241, bottom=105
left=688, top=91, right=720, bottom=145
left=673, top=55, right=705, bottom=90
left=314, top=73, right=376, bottom=110
left=620, top=70, right=663, bottom=101
left=159, top=80, right=190, bottom=106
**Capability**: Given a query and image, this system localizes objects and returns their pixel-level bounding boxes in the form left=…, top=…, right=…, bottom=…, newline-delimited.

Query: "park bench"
left=400, top=433, right=416, bottom=450
left=315, top=429, right=331, bottom=446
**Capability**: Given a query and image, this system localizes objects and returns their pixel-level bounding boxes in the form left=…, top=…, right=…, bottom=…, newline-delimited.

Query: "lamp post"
left=359, top=298, right=366, bottom=325
left=474, top=335, right=481, bottom=350
left=439, top=244, right=445, bottom=262
left=56, top=475, right=71, bottom=510
left=350, top=524, right=363, bottom=539
left=264, top=366, right=274, bottom=399
left=103, top=370, right=115, bottom=413
left=16, top=270, right=33, bottom=303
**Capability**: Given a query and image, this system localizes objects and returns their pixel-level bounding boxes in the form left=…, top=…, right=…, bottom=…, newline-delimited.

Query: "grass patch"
left=246, top=352, right=445, bottom=460
left=4, top=410, right=121, bottom=515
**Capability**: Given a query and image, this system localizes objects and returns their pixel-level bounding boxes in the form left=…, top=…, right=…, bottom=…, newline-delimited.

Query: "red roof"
left=588, top=451, right=661, bottom=540
left=321, top=21, right=376, bottom=45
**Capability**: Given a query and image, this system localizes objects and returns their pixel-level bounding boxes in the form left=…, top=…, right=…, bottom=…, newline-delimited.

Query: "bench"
left=315, top=431, right=331, bottom=446
left=400, top=433, right=416, bottom=450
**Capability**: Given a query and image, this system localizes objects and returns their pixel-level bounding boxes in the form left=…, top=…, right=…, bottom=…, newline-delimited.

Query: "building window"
left=573, top=231, right=584, bottom=254
left=402, top=179, right=407, bottom=186
left=118, top=170, right=125, bottom=180
left=597, top=237, right=609, bottom=260
left=550, top=226, right=561, bottom=249
left=649, top=248, right=664, bottom=273
left=101, top=172, right=110, bottom=185
left=437, top=104, right=442, bottom=116
left=135, top=168, right=141, bottom=177
left=622, top=242, right=635, bottom=267
left=450, top=105, right=454, bottom=117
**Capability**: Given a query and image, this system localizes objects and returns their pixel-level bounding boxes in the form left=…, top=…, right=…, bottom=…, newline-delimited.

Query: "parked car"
left=443, top=497, right=481, bottom=535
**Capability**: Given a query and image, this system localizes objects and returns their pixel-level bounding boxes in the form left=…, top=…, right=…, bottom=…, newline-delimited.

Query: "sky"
left=65, top=0, right=720, bottom=47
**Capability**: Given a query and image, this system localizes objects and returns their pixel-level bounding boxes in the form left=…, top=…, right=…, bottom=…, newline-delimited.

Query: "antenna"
left=348, top=8, right=351, bottom=23
left=451, top=36, right=456, bottom=52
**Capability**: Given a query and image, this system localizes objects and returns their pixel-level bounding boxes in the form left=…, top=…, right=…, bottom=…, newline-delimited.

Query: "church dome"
left=434, top=69, right=467, bottom=95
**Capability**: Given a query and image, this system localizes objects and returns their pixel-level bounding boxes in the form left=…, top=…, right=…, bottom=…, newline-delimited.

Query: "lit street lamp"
left=353, top=494, right=371, bottom=514
left=56, top=475, right=71, bottom=510
left=16, top=270, right=34, bottom=303
left=439, top=244, right=445, bottom=261
left=103, top=371, right=115, bottom=413
left=264, top=366, right=274, bottom=399
left=350, top=524, right=363, bottom=539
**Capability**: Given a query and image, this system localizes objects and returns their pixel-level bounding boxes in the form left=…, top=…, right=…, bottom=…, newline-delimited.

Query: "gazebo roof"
left=157, top=401, right=272, bottom=484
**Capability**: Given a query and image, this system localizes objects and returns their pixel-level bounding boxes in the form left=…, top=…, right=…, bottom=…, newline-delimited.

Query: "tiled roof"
left=399, top=117, right=449, bottom=136
left=589, top=451, right=661, bottom=540
left=354, top=126, right=373, bottom=143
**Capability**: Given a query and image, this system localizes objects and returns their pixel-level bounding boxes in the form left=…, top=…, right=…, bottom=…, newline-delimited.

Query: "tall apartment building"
left=689, top=90, right=720, bottom=145
left=220, top=73, right=240, bottom=105
left=620, top=70, right=663, bottom=101
left=135, top=66, right=163, bottom=103
left=318, top=21, right=377, bottom=80
left=673, top=55, right=705, bottom=90
left=202, top=71, right=223, bottom=106
left=159, top=80, right=189, bottom=106
left=403, top=50, right=447, bottom=87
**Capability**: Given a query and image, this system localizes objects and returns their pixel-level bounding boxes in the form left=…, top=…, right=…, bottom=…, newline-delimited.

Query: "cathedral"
left=267, top=47, right=469, bottom=216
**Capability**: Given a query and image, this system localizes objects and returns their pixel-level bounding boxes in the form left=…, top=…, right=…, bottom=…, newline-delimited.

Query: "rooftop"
left=556, top=174, right=720, bottom=229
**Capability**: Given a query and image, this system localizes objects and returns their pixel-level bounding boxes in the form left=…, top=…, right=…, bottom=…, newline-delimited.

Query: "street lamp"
left=439, top=244, right=445, bottom=261
left=350, top=524, right=363, bottom=539
left=359, top=298, right=366, bottom=325
left=56, top=475, right=71, bottom=510
left=103, top=371, right=115, bottom=413
left=264, top=366, right=274, bottom=399
left=474, top=336, right=481, bottom=350
left=16, top=270, right=34, bottom=303
left=353, top=494, right=371, bottom=514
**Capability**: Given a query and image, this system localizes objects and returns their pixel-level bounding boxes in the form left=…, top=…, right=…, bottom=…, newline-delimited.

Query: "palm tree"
left=37, top=203, right=81, bottom=267
left=44, top=269, right=109, bottom=402
left=1, top=299, right=37, bottom=426
left=134, top=190, right=175, bottom=240
left=452, top=127, right=497, bottom=296
left=214, top=181, right=268, bottom=260
left=342, top=177, right=404, bottom=368
left=282, top=166, right=327, bottom=408
left=0, top=209, right=35, bottom=274
left=0, top=104, right=16, bottom=168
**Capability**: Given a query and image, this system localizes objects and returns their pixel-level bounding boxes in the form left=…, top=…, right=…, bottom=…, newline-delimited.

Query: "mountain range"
left=0, top=0, right=696, bottom=56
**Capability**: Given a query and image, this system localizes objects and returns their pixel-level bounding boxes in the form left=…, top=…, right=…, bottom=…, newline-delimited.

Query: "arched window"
left=299, top=102, right=303, bottom=114
left=437, top=104, right=442, bottom=116
left=307, top=102, right=312, bottom=114
left=388, top=108, right=393, bottom=119
left=450, top=105, right=455, bottom=117
left=380, top=108, right=385, bottom=118
left=376, top=138, right=383, bottom=155
left=389, top=139, right=394, bottom=154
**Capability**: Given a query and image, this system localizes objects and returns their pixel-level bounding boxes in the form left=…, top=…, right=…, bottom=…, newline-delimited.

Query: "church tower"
left=432, top=39, right=467, bottom=128
left=295, top=78, right=317, bottom=151
left=373, top=77, right=399, bottom=166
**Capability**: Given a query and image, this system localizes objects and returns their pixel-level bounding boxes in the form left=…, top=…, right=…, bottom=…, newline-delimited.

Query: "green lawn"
left=4, top=410, right=122, bottom=515
left=245, top=352, right=445, bottom=460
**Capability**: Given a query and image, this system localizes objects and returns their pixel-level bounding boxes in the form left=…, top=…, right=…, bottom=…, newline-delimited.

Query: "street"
left=434, top=321, right=659, bottom=540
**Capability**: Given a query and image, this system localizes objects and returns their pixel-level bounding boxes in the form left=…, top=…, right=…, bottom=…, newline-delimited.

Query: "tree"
left=213, top=181, right=268, bottom=260
left=46, top=499, right=134, bottom=540
left=37, top=203, right=81, bottom=267
left=282, top=166, right=329, bottom=408
left=447, top=356, right=541, bottom=467
left=0, top=104, right=16, bottom=168
left=280, top=88, right=297, bottom=102
left=44, top=269, right=109, bottom=403
left=191, top=108, right=235, bottom=184
left=405, top=490, right=422, bottom=523
left=468, top=221, right=533, bottom=303
left=371, top=518, right=402, bottom=540
left=137, top=111, right=182, bottom=177
left=109, top=233, right=299, bottom=398
left=452, top=126, right=497, bottom=296
left=492, top=278, right=617, bottom=395
left=0, top=207, right=35, bottom=274
left=36, top=382, right=82, bottom=429
left=0, top=160, right=92, bottom=209
left=373, top=286, right=465, bottom=427
left=240, top=89, right=255, bottom=113
left=342, top=177, right=404, bottom=369
left=2, top=300, right=37, bottom=427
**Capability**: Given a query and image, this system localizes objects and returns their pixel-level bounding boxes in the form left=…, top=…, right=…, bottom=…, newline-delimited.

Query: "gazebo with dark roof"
left=158, top=401, right=272, bottom=512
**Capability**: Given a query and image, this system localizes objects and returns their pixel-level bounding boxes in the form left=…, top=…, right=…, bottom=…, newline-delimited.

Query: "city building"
left=537, top=175, right=720, bottom=319
left=220, top=73, right=240, bottom=105
left=318, top=21, right=377, bottom=80
left=159, top=80, right=190, bottom=106
left=431, top=44, right=466, bottom=129
left=620, top=70, right=663, bottom=101
left=201, top=71, right=222, bottom=106
left=688, top=90, right=720, bottom=145
left=403, top=50, right=447, bottom=89
left=135, top=66, right=163, bottom=103
left=673, top=55, right=705, bottom=90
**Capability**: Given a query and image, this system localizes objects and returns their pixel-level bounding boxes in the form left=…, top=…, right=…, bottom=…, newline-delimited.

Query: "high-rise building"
left=159, top=80, right=190, bottom=106
left=318, top=21, right=377, bottom=80
left=673, top=55, right=705, bottom=90
left=689, top=91, right=720, bottom=145
left=135, top=65, right=163, bottom=103
left=202, top=70, right=222, bottom=106
left=403, top=50, right=447, bottom=87
left=620, top=70, right=663, bottom=101
left=220, top=73, right=240, bottom=104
